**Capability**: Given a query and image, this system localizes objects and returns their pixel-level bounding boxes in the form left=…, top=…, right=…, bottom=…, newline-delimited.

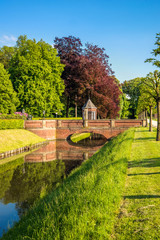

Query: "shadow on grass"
left=124, top=195, right=160, bottom=199
left=136, top=129, right=156, bottom=133
left=135, top=137, right=156, bottom=141
left=128, top=172, right=160, bottom=176
left=128, top=158, right=160, bottom=168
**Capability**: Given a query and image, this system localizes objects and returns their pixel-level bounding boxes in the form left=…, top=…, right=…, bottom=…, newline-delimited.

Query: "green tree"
left=9, top=35, right=65, bottom=117
left=0, top=46, right=15, bottom=69
left=145, top=32, right=160, bottom=67
left=0, top=63, right=19, bottom=113
left=141, top=71, right=160, bottom=140
left=122, top=78, right=142, bottom=118
left=136, top=84, right=156, bottom=131
left=119, top=93, right=130, bottom=119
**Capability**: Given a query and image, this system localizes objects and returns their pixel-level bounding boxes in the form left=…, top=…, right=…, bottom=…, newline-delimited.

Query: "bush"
left=0, top=119, right=24, bottom=129
left=0, top=113, right=28, bottom=119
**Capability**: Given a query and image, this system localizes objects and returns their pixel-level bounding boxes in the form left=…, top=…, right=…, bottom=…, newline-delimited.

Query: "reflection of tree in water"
left=0, top=157, right=24, bottom=200
left=63, top=160, right=84, bottom=175
left=3, top=160, right=66, bottom=216
left=15, top=201, right=29, bottom=217
left=0, top=170, right=14, bottom=200
left=69, top=133, right=107, bottom=148
left=0, top=136, right=107, bottom=222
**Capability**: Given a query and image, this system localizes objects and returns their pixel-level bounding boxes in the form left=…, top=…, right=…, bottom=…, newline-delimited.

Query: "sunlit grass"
left=1, top=129, right=135, bottom=240
left=70, top=132, right=92, bottom=142
left=113, top=127, right=160, bottom=239
left=0, top=129, right=46, bottom=153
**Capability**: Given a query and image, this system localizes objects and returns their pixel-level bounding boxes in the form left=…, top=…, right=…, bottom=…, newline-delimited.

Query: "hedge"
left=0, top=119, right=24, bottom=130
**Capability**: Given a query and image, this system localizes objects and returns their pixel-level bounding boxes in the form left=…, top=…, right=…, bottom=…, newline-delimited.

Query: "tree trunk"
left=143, top=111, right=145, bottom=119
left=75, top=102, right=77, bottom=118
left=75, top=95, right=77, bottom=118
left=145, top=109, right=148, bottom=127
left=149, top=106, right=152, bottom=132
left=156, top=100, right=160, bottom=141
left=66, top=96, right=70, bottom=118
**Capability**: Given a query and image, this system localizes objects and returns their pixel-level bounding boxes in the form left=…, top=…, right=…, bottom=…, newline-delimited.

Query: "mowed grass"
left=113, top=128, right=160, bottom=240
left=0, top=129, right=46, bottom=153
left=70, top=132, right=92, bottom=142
left=1, top=129, right=134, bottom=240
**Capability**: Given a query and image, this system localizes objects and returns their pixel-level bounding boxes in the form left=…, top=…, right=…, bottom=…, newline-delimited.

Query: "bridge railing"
left=115, top=120, right=143, bottom=127
left=88, top=120, right=111, bottom=127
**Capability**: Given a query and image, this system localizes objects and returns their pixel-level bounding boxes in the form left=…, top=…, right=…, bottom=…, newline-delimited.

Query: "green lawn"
left=0, top=129, right=46, bottom=153
left=113, top=128, right=160, bottom=239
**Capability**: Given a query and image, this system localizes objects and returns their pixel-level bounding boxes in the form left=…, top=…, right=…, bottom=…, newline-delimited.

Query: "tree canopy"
left=122, top=78, right=142, bottom=118
left=0, top=63, right=19, bottom=113
left=141, top=71, right=160, bottom=140
left=54, top=35, right=121, bottom=118
left=0, top=46, right=15, bottom=69
left=145, top=32, right=160, bottom=67
left=9, top=35, right=65, bottom=117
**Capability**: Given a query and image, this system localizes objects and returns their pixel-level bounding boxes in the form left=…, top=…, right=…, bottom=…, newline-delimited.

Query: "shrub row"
left=0, top=113, right=28, bottom=119
left=0, top=119, right=24, bottom=130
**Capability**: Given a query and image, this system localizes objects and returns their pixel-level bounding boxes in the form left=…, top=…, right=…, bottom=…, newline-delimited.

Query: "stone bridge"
left=25, top=119, right=145, bottom=140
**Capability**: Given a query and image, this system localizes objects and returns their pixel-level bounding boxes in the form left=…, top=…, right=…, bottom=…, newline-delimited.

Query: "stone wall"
left=25, top=120, right=56, bottom=140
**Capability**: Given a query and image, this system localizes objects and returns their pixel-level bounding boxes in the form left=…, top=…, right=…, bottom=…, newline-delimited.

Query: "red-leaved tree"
left=54, top=36, right=83, bottom=117
left=54, top=36, right=121, bottom=118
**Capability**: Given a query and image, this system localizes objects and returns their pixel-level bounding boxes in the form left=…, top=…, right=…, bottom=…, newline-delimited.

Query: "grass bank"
left=113, top=128, right=160, bottom=239
left=0, top=129, right=46, bottom=153
left=70, top=132, right=92, bottom=143
left=2, top=128, right=134, bottom=240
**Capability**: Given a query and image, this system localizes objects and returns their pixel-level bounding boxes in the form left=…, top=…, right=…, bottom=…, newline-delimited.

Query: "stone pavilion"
left=82, top=99, right=97, bottom=120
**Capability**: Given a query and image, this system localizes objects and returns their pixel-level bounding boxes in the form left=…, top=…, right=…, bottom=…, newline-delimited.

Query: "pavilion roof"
left=82, top=99, right=97, bottom=109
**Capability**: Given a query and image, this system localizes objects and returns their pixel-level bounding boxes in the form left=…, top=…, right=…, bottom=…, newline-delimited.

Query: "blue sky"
left=0, top=0, right=160, bottom=82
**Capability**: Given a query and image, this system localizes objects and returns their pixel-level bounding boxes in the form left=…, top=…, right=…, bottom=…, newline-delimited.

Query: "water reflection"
left=68, top=133, right=107, bottom=148
left=0, top=136, right=107, bottom=237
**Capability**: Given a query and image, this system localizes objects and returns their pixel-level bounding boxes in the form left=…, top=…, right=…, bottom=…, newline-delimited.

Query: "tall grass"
left=2, top=129, right=135, bottom=240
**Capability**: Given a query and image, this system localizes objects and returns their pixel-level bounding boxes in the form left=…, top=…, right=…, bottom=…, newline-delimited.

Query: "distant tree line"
left=0, top=35, right=122, bottom=118
left=122, top=33, right=160, bottom=141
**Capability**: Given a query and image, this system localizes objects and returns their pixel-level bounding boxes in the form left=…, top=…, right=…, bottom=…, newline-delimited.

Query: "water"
left=0, top=135, right=107, bottom=237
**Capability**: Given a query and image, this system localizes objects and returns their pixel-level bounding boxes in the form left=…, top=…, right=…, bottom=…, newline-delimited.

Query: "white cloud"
left=0, top=35, right=17, bottom=46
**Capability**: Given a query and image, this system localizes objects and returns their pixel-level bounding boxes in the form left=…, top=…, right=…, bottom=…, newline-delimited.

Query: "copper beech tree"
left=54, top=36, right=83, bottom=117
left=54, top=36, right=121, bottom=118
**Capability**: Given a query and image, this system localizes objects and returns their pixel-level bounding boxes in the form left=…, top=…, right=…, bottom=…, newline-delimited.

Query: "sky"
left=0, top=0, right=160, bottom=82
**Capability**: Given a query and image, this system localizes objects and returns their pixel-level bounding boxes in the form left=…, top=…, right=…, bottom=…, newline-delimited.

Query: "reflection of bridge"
left=25, top=140, right=99, bottom=163
left=25, top=119, right=145, bottom=140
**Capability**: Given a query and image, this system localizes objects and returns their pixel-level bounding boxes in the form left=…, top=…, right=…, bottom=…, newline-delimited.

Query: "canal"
left=0, top=135, right=107, bottom=237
